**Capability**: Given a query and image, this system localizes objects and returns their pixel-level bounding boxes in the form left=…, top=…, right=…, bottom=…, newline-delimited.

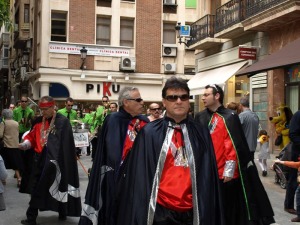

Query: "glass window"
left=96, top=17, right=111, bottom=45
left=51, top=12, right=67, bottom=42
left=120, top=18, right=134, bottom=47
left=163, top=23, right=176, bottom=44
left=24, top=4, right=30, bottom=23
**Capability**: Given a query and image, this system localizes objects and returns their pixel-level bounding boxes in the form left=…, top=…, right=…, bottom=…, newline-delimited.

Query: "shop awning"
left=188, top=61, right=248, bottom=95
left=237, top=38, right=300, bottom=76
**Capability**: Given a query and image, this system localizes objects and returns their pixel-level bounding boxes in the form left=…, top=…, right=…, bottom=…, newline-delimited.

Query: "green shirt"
left=57, top=108, right=78, bottom=126
left=13, top=106, right=34, bottom=133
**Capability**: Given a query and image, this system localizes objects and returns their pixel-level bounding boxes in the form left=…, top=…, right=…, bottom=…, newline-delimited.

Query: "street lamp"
left=80, top=46, right=88, bottom=70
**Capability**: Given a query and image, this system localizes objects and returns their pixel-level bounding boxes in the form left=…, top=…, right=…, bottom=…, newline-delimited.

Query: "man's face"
left=109, top=104, right=117, bottom=112
left=20, top=97, right=28, bottom=109
left=123, top=90, right=144, bottom=117
left=201, top=87, right=219, bottom=110
left=102, top=97, right=109, bottom=107
left=149, top=104, right=162, bottom=119
left=65, top=101, right=74, bottom=112
left=162, top=88, right=190, bottom=123
left=9, top=104, right=15, bottom=110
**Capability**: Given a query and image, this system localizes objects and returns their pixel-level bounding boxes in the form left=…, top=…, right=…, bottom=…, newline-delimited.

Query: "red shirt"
left=157, top=129, right=192, bottom=212
left=210, top=113, right=239, bottom=179
left=24, top=120, right=50, bottom=153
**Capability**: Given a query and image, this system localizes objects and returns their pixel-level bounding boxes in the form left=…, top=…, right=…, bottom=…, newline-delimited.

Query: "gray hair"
left=2, top=109, right=13, bottom=119
left=240, top=97, right=249, bottom=107
left=118, top=87, right=139, bottom=107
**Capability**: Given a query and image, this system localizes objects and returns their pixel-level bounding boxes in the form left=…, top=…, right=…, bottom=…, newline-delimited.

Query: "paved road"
left=0, top=152, right=297, bottom=225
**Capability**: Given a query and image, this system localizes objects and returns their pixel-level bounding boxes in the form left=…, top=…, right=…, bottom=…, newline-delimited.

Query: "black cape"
left=116, top=116, right=225, bottom=225
left=79, top=107, right=149, bottom=225
left=195, top=106, right=275, bottom=224
left=22, top=113, right=82, bottom=216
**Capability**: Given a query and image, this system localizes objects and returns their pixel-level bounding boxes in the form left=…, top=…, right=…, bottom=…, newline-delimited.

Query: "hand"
left=274, top=159, right=281, bottom=164
left=19, top=143, right=27, bottom=150
left=223, top=176, right=233, bottom=183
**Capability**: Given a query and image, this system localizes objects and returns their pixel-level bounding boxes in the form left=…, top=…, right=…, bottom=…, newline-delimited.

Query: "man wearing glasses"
left=147, top=103, right=163, bottom=122
left=19, top=96, right=81, bottom=225
left=116, top=77, right=224, bottom=225
left=79, top=87, right=149, bottom=225
left=195, top=84, right=275, bottom=225
left=57, top=97, right=78, bottom=126
left=13, top=96, right=34, bottom=142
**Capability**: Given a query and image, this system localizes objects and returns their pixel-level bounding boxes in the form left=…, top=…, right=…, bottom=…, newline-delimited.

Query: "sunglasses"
left=67, top=104, right=74, bottom=107
left=102, top=101, right=108, bottom=103
left=150, top=108, right=161, bottom=111
left=21, top=100, right=28, bottom=103
left=127, top=98, right=143, bottom=103
left=165, top=94, right=189, bottom=102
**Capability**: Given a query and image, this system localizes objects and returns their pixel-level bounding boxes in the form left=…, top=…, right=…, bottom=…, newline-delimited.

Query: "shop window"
left=163, top=23, right=176, bottom=44
left=96, top=17, right=111, bottom=45
left=120, top=18, right=134, bottom=47
left=51, top=12, right=67, bottom=42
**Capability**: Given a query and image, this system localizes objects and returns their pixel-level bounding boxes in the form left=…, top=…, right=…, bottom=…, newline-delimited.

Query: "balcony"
left=13, top=23, right=30, bottom=49
left=242, top=0, right=300, bottom=31
left=214, top=0, right=245, bottom=39
left=188, top=15, right=227, bottom=50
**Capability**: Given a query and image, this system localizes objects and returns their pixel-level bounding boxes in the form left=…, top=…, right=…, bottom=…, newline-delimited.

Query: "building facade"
left=8, top=0, right=196, bottom=112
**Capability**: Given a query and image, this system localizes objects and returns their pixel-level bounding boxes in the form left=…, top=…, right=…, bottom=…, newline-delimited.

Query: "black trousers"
left=153, top=203, right=193, bottom=225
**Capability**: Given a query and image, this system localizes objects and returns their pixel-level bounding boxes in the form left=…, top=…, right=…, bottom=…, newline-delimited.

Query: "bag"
left=275, top=134, right=283, bottom=146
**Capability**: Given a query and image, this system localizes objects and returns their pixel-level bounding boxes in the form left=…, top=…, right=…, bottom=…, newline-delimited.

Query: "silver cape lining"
left=49, top=160, right=81, bottom=203
left=81, top=165, right=113, bottom=225
left=223, top=160, right=236, bottom=178
left=147, top=122, right=199, bottom=225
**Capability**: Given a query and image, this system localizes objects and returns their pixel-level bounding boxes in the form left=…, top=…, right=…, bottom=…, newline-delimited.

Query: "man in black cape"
left=19, top=96, right=81, bottom=225
left=116, top=77, right=224, bottom=225
left=195, top=84, right=275, bottom=225
left=79, top=87, right=149, bottom=225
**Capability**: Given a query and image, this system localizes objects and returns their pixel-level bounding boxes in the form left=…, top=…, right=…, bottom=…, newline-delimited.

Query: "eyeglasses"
left=150, top=108, right=161, bottom=111
left=165, top=94, right=190, bottom=102
left=202, top=93, right=213, bottom=97
left=67, top=104, right=74, bottom=107
left=21, top=100, right=28, bottom=103
left=127, top=98, right=143, bottom=103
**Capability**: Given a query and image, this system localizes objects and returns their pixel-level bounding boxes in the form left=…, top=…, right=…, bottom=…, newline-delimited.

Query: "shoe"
left=285, top=208, right=297, bottom=215
left=21, top=219, right=37, bottom=225
left=58, top=214, right=67, bottom=220
left=262, top=171, right=267, bottom=177
left=291, top=217, right=300, bottom=222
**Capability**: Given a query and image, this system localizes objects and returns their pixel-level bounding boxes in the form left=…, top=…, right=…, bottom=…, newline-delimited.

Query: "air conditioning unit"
left=164, top=63, right=176, bottom=73
left=163, top=0, right=176, bottom=5
left=120, top=56, right=136, bottom=71
left=162, top=44, right=177, bottom=57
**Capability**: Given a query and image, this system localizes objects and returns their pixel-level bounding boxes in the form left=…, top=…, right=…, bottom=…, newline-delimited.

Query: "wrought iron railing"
left=245, top=0, right=286, bottom=18
left=215, top=0, right=244, bottom=33
left=187, top=15, right=215, bottom=46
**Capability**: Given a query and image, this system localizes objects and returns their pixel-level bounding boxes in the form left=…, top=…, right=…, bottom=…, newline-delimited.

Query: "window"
left=51, top=12, right=67, bottom=42
left=163, top=23, right=176, bottom=44
left=24, top=4, right=30, bottom=23
left=120, top=18, right=134, bottom=47
left=96, top=17, right=111, bottom=45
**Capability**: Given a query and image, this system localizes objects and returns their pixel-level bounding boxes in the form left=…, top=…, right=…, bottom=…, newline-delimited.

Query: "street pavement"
left=0, top=151, right=298, bottom=225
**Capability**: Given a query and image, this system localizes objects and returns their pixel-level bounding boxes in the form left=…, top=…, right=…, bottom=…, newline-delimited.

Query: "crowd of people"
left=6, top=75, right=300, bottom=224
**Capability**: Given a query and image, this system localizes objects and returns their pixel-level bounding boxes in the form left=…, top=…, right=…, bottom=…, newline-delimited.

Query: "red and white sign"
left=238, top=47, right=257, bottom=60
left=49, top=43, right=130, bottom=57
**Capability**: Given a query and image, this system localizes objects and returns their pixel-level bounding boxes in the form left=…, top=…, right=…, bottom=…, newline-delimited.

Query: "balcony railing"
left=245, top=0, right=286, bottom=18
left=188, top=15, right=215, bottom=46
left=215, top=0, right=244, bottom=33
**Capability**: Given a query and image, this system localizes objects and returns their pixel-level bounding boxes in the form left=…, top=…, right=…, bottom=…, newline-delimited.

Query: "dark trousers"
left=153, top=203, right=193, bottom=225
left=91, top=138, right=98, bottom=160
left=26, top=202, right=66, bottom=222
left=285, top=148, right=298, bottom=209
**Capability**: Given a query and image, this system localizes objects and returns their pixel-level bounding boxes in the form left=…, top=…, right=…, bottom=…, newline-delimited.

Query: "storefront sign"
left=86, top=82, right=120, bottom=96
left=49, top=43, right=130, bottom=57
left=238, top=47, right=257, bottom=60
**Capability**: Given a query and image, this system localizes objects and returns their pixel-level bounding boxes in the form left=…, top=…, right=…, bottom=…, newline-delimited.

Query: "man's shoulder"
left=57, top=108, right=66, bottom=112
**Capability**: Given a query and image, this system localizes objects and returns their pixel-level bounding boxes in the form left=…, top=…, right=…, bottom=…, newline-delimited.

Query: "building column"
left=40, top=82, right=50, bottom=96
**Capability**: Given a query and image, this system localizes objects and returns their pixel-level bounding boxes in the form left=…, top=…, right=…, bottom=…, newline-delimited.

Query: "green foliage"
left=0, top=0, right=11, bottom=28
